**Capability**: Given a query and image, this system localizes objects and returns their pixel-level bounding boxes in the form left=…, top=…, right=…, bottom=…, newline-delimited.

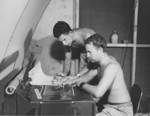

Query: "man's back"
left=73, top=28, right=95, bottom=40
left=105, top=60, right=131, bottom=103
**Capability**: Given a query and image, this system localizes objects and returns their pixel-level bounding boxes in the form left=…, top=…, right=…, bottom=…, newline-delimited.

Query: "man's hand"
left=52, top=75, right=63, bottom=87
left=75, top=80, right=83, bottom=87
left=93, top=97, right=101, bottom=103
left=62, top=75, right=79, bottom=86
left=56, top=72, right=67, bottom=77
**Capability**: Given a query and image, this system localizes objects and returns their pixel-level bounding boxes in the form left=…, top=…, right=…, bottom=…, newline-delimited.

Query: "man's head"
left=85, top=34, right=107, bottom=62
left=53, top=21, right=73, bottom=46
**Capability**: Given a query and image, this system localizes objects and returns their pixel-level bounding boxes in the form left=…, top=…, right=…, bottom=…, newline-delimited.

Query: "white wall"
left=33, top=0, right=74, bottom=40
left=31, top=0, right=74, bottom=75
left=0, top=0, right=51, bottom=80
left=0, top=0, right=29, bottom=62
left=0, top=0, right=74, bottom=80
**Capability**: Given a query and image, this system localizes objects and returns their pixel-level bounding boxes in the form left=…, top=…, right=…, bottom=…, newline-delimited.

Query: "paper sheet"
left=29, top=61, right=54, bottom=85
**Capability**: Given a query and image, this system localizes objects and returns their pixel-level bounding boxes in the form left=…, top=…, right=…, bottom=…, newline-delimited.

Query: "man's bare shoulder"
left=74, top=28, right=95, bottom=34
left=102, top=61, right=122, bottom=78
left=103, top=62, right=118, bottom=71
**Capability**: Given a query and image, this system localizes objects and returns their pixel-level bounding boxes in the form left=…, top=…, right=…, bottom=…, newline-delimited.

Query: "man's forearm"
left=77, top=67, right=89, bottom=76
left=78, top=69, right=98, bottom=83
left=63, top=60, right=71, bottom=76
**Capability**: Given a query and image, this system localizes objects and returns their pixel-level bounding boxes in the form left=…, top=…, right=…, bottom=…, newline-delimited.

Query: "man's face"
left=58, top=33, right=72, bottom=46
left=85, top=43, right=100, bottom=62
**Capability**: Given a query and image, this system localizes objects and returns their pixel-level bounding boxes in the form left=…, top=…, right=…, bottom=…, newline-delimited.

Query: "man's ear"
left=69, top=31, right=73, bottom=35
left=98, top=47, right=103, bottom=52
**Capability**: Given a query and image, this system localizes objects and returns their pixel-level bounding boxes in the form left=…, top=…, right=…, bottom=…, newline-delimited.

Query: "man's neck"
left=99, top=53, right=112, bottom=68
left=72, top=31, right=85, bottom=46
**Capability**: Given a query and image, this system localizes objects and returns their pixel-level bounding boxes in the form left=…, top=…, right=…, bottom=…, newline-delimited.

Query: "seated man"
left=76, top=34, right=133, bottom=116
left=53, top=21, right=98, bottom=83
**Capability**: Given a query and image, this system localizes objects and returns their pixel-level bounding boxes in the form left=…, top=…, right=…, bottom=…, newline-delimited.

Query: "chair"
left=130, top=84, right=143, bottom=114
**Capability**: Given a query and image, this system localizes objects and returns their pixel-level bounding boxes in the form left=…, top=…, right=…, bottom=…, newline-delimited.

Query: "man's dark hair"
left=85, top=34, right=107, bottom=49
left=53, top=21, right=72, bottom=38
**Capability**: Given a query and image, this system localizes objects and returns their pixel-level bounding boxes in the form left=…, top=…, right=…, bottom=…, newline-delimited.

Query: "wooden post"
left=132, top=0, right=139, bottom=86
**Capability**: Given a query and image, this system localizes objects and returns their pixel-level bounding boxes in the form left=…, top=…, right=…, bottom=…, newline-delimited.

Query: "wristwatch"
left=76, top=73, right=81, bottom=77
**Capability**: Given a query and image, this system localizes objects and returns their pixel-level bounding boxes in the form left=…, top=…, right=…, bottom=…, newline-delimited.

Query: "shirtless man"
left=76, top=34, right=133, bottom=116
left=53, top=21, right=98, bottom=84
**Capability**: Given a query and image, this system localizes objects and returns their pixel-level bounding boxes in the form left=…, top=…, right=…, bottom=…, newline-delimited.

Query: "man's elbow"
left=94, top=90, right=102, bottom=98
left=94, top=93, right=101, bottom=98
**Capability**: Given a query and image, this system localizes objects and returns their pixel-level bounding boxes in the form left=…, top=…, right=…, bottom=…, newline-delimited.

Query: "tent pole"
left=131, top=0, right=139, bottom=86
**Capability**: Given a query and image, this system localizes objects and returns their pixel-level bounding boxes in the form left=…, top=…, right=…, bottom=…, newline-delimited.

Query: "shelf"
left=107, top=43, right=134, bottom=47
left=107, top=43, right=150, bottom=48
left=136, top=44, right=150, bottom=47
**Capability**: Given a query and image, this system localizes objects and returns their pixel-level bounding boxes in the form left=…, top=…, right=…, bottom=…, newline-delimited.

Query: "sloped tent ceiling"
left=0, top=0, right=51, bottom=80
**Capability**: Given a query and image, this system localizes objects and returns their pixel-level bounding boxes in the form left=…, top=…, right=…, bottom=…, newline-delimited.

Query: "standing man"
left=53, top=21, right=98, bottom=82
left=76, top=34, right=133, bottom=116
